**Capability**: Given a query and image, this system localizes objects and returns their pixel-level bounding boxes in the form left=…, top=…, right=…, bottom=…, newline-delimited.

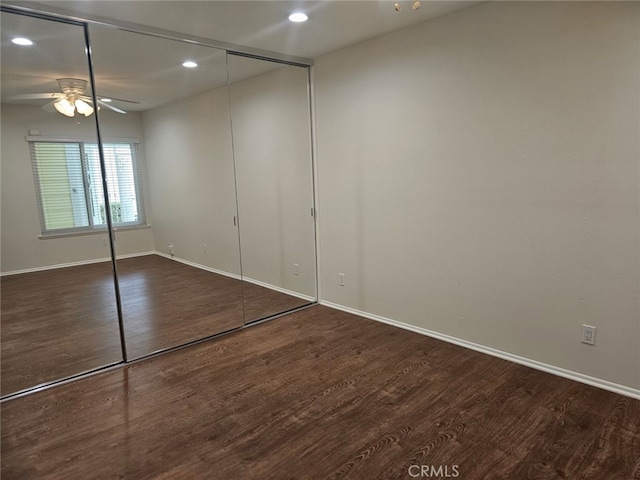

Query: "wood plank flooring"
left=2, top=305, right=638, bottom=479
left=1, top=255, right=311, bottom=395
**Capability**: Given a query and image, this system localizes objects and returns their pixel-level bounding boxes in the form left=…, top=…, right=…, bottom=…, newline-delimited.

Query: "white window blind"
left=29, top=141, right=145, bottom=236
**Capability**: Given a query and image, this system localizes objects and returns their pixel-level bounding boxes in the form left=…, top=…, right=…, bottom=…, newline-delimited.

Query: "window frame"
left=28, top=137, right=146, bottom=237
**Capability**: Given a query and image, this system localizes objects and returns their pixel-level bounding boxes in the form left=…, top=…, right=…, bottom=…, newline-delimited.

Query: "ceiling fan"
left=8, top=78, right=138, bottom=117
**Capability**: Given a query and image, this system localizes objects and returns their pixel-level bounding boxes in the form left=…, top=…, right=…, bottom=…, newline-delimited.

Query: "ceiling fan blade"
left=41, top=100, right=57, bottom=113
left=80, top=95, right=139, bottom=105
left=99, top=96, right=140, bottom=104
left=97, top=99, right=127, bottom=114
left=8, top=93, right=63, bottom=100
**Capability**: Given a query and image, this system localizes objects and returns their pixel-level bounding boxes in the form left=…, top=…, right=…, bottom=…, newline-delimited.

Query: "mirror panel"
left=227, top=55, right=317, bottom=323
left=88, top=26, right=244, bottom=358
left=0, top=12, right=122, bottom=395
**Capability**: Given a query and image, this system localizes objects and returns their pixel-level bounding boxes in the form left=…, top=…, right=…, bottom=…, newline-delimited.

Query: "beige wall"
left=0, top=105, right=154, bottom=273
left=314, top=2, right=639, bottom=389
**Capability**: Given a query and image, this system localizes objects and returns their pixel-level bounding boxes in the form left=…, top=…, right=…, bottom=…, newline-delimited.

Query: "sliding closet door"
left=0, top=11, right=123, bottom=396
left=227, top=55, right=317, bottom=323
left=88, top=26, right=244, bottom=359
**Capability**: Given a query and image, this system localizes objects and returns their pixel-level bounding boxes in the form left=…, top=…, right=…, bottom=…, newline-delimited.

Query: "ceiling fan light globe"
left=54, top=98, right=75, bottom=117
left=75, top=99, right=94, bottom=116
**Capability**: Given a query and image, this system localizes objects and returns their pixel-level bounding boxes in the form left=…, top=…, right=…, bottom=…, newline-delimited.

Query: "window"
left=29, top=140, right=145, bottom=235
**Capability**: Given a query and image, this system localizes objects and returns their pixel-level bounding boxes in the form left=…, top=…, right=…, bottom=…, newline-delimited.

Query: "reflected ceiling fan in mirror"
left=7, top=78, right=138, bottom=117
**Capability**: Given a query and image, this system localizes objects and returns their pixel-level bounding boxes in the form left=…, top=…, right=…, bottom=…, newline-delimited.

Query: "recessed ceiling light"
left=288, top=12, right=308, bottom=23
left=101, top=98, right=112, bottom=103
left=12, top=37, right=34, bottom=46
left=182, top=61, right=198, bottom=68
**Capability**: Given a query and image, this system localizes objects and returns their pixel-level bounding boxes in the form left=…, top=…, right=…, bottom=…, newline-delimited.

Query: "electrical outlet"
left=582, top=325, right=596, bottom=345
left=168, top=244, right=174, bottom=256
left=102, top=238, right=108, bottom=246
left=203, top=243, right=207, bottom=254
left=293, top=263, right=299, bottom=275
left=339, top=273, right=345, bottom=286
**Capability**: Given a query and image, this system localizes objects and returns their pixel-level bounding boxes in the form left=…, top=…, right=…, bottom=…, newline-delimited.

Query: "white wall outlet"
left=293, top=263, right=300, bottom=275
left=102, top=238, right=108, bottom=246
left=339, top=273, right=345, bottom=286
left=168, top=244, right=174, bottom=256
left=203, top=243, right=207, bottom=254
left=581, top=325, right=596, bottom=345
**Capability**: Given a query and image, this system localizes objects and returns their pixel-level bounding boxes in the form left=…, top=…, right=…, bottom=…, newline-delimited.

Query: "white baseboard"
left=0, top=251, right=155, bottom=277
left=157, top=253, right=315, bottom=302
left=154, top=252, right=241, bottom=280
left=320, top=300, right=640, bottom=400
left=242, top=276, right=316, bottom=303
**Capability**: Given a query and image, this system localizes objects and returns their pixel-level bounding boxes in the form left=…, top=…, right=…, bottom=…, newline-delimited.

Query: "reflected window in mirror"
left=29, top=139, right=145, bottom=236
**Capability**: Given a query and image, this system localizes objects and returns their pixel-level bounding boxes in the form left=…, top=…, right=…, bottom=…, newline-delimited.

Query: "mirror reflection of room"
left=0, top=12, right=123, bottom=396
left=87, top=26, right=318, bottom=357
left=227, top=54, right=317, bottom=323
left=87, top=26, right=245, bottom=359
left=1, top=9, right=318, bottom=396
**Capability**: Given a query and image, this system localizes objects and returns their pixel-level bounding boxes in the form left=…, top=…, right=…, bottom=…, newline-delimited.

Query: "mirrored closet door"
left=227, top=54, right=316, bottom=323
left=1, top=5, right=318, bottom=397
left=88, top=25, right=244, bottom=359
left=0, top=12, right=123, bottom=395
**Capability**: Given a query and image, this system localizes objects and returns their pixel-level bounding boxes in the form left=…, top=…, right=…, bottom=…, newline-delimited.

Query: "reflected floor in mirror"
left=242, top=281, right=311, bottom=325
left=0, top=263, right=122, bottom=396
left=1, top=254, right=311, bottom=395
left=117, top=255, right=244, bottom=359
left=118, top=255, right=310, bottom=358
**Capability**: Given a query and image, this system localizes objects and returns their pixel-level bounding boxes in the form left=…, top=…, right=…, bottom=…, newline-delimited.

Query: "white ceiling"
left=1, top=1, right=481, bottom=112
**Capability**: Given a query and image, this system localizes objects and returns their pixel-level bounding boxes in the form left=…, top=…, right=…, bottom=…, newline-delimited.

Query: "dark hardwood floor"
left=1, top=254, right=311, bottom=395
left=2, top=305, right=638, bottom=479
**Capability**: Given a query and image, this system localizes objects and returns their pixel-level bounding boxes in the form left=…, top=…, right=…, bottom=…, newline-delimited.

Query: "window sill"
left=38, top=224, right=152, bottom=240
